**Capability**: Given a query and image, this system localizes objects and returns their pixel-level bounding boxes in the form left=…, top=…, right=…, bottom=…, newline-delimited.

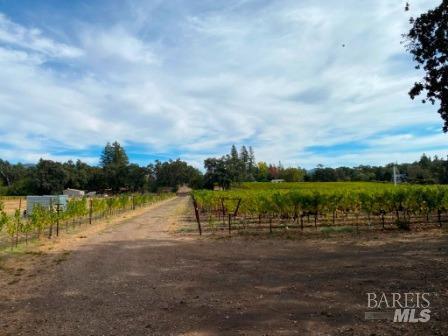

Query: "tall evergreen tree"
left=248, top=146, right=256, bottom=180
left=100, top=141, right=129, bottom=167
left=230, top=145, right=239, bottom=161
left=100, top=142, right=129, bottom=192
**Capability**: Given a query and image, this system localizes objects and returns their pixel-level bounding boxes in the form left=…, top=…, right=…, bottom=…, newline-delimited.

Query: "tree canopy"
left=1, top=145, right=448, bottom=195
left=0, top=142, right=203, bottom=195
left=405, top=0, right=448, bottom=131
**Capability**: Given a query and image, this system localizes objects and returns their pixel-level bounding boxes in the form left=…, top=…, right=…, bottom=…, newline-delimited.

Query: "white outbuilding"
left=26, top=195, right=68, bottom=215
left=63, top=188, right=85, bottom=197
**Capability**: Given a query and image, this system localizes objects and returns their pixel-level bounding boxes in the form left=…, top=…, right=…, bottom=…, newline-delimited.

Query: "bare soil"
left=2, top=199, right=26, bottom=215
left=0, top=197, right=447, bottom=336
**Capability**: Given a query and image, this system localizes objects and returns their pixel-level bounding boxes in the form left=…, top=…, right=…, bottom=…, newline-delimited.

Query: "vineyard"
left=0, top=193, right=173, bottom=249
left=191, top=182, right=448, bottom=235
left=0, top=196, right=26, bottom=201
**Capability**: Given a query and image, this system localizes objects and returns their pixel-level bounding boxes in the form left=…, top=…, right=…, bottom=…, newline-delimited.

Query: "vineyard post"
left=132, top=195, right=135, bottom=210
left=192, top=196, right=202, bottom=236
left=293, top=205, right=298, bottom=227
left=89, top=199, right=93, bottom=225
left=269, top=216, right=272, bottom=234
left=221, top=198, right=226, bottom=225
left=233, top=198, right=242, bottom=217
left=228, top=214, right=232, bottom=235
left=56, top=203, right=60, bottom=237
left=16, top=198, right=22, bottom=246
left=48, top=199, right=53, bottom=239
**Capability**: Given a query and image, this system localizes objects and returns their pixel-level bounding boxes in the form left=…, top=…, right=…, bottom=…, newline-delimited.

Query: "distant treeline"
left=305, top=155, right=448, bottom=184
left=203, top=146, right=448, bottom=188
left=1, top=143, right=447, bottom=195
left=0, top=142, right=202, bottom=195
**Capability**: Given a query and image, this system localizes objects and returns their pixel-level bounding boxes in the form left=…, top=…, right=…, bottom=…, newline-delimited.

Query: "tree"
left=311, top=167, right=338, bottom=182
left=203, top=157, right=232, bottom=189
left=152, top=159, right=203, bottom=191
left=33, top=160, right=68, bottom=194
left=248, top=147, right=256, bottom=179
left=64, top=160, right=91, bottom=190
left=240, top=146, right=249, bottom=180
left=279, top=167, right=306, bottom=182
left=0, top=160, right=28, bottom=189
left=126, top=164, right=149, bottom=192
left=0, top=159, right=13, bottom=187
left=256, top=162, right=269, bottom=181
left=203, top=145, right=260, bottom=187
left=100, top=142, right=130, bottom=192
left=405, top=1, right=448, bottom=131
left=100, top=142, right=129, bottom=167
left=230, top=145, right=239, bottom=162
left=227, top=145, right=243, bottom=182
left=86, top=166, right=106, bottom=192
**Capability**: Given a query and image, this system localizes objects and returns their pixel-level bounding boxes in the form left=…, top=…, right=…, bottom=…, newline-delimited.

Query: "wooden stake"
left=192, top=196, right=202, bottom=235
left=233, top=198, right=242, bottom=217
left=89, top=199, right=93, bottom=225
left=56, top=203, right=60, bottom=237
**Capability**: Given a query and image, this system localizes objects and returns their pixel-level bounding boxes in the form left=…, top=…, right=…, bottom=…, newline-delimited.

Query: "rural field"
left=0, top=183, right=447, bottom=335
left=191, top=182, right=448, bottom=235
left=1, top=0, right=448, bottom=334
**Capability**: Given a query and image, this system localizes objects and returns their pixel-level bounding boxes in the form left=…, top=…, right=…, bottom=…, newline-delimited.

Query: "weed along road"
left=1, top=196, right=447, bottom=335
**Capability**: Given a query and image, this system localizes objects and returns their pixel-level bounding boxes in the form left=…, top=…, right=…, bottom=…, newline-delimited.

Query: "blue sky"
left=0, top=0, right=446, bottom=169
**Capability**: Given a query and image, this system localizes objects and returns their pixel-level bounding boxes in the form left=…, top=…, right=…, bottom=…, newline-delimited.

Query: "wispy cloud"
left=0, top=13, right=83, bottom=58
left=0, top=0, right=445, bottom=168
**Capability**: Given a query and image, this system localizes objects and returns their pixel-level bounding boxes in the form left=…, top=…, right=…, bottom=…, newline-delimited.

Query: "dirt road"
left=1, top=197, right=447, bottom=335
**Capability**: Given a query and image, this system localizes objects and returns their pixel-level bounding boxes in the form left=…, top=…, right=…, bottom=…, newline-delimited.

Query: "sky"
left=0, top=0, right=446, bottom=169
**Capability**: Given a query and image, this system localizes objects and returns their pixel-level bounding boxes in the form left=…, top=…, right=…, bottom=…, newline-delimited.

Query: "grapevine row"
left=192, top=185, right=448, bottom=233
left=0, top=193, right=173, bottom=248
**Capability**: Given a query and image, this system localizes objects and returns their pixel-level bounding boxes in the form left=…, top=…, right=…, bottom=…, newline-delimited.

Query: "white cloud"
left=80, top=27, right=158, bottom=64
left=0, top=0, right=446, bottom=168
left=0, top=13, right=83, bottom=58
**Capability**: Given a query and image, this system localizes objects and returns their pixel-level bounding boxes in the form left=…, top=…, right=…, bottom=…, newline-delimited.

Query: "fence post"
left=221, top=198, right=226, bottom=225
left=89, top=199, right=93, bottom=225
left=48, top=199, right=53, bottom=239
left=192, top=196, right=202, bottom=236
left=56, top=203, right=60, bottom=237
left=16, top=198, right=22, bottom=246
left=233, top=198, right=242, bottom=217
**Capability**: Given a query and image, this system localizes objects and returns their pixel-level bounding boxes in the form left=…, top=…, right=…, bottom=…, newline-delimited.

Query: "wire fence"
left=0, top=193, right=174, bottom=250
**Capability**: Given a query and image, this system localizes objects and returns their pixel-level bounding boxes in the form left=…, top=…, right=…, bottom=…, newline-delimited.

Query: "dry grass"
left=2, top=199, right=26, bottom=215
